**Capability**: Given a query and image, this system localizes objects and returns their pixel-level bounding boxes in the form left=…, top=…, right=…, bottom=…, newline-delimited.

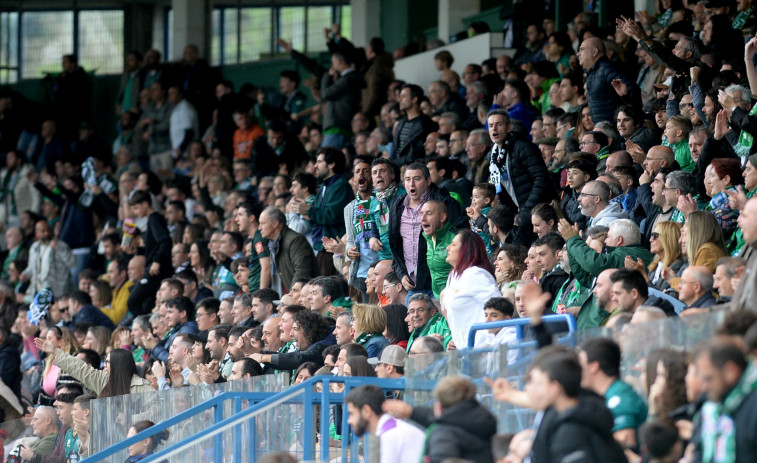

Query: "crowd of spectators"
left=3, top=3, right=757, bottom=462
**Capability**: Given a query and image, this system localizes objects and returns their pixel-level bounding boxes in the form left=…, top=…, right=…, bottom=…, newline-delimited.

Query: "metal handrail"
left=466, top=314, right=577, bottom=348
left=82, top=376, right=406, bottom=463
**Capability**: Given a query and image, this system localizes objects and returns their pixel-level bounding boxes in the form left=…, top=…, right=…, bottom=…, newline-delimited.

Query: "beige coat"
left=52, top=348, right=154, bottom=396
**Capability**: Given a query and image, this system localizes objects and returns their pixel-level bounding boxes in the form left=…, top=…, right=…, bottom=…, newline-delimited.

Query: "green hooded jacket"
left=567, top=235, right=653, bottom=288
left=423, top=222, right=457, bottom=298
left=406, top=313, right=452, bottom=352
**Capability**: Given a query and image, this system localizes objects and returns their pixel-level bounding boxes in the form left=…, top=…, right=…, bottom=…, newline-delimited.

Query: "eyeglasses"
left=556, top=123, right=569, bottom=131
left=450, top=138, right=465, bottom=143
left=578, top=192, right=599, bottom=198
left=407, top=308, right=429, bottom=315
left=662, top=186, right=677, bottom=192
left=646, top=157, right=663, bottom=162
left=579, top=141, right=597, bottom=147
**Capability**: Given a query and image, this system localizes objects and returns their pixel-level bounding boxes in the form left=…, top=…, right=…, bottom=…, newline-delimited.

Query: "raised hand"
left=611, top=78, right=628, bottom=97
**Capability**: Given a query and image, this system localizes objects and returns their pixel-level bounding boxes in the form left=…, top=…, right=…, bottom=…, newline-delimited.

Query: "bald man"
left=20, top=406, right=59, bottom=460
left=679, top=266, right=717, bottom=310
left=578, top=37, right=640, bottom=124
left=642, top=145, right=676, bottom=177
left=576, top=268, right=618, bottom=330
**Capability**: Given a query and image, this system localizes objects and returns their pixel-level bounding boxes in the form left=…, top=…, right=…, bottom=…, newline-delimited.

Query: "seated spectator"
left=577, top=180, right=630, bottom=228
left=125, top=420, right=170, bottom=460
left=250, top=310, right=335, bottom=369
left=560, top=159, right=597, bottom=231
left=351, top=304, right=390, bottom=358
left=405, top=294, right=451, bottom=351
left=666, top=212, right=727, bottom=291
left=627, top=221, right=683, bottom=292
left=17, top=406, right=59, bottom=461
left=713, top=257, right=744, bottom=303
left=474, top=297, right=517, bottom=349
left=678, top=266, right=717, bottom=310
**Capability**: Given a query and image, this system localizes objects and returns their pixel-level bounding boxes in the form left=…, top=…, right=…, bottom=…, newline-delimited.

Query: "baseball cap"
left=376, top=345, right=407, bottom=367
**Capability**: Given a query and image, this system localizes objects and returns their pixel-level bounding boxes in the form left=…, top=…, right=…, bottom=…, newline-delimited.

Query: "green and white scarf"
left=701, top=360, right=757, bottom=463
left=733, top=7, right=754, bottom=30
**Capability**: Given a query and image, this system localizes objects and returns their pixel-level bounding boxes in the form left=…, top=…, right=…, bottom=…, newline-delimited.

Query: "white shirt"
left=375, top=414, right=425, bottom=463
left=170, top=99, right=199, bottom=150
left=443, top=266, right=503, bottom=349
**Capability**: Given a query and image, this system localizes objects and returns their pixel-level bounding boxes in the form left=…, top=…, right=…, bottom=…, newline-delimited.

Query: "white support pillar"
left=351, top=0, right=382, bottom=47
left=172, top=0, right=210, bottom=62
left=437, top=0, right=480, bottom=42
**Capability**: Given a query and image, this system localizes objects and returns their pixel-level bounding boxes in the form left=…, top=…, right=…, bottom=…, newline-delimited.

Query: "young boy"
left=467, top=183, right=496, bottom=255
left=475, top=297, right=518, bottom=364
left=609, top=165, right=638, bottom=215
left=662, top=115, right=694, bottom=172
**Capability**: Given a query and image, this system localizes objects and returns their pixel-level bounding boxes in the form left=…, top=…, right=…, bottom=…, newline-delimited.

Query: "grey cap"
left=377, top=344, right=407, bottom=367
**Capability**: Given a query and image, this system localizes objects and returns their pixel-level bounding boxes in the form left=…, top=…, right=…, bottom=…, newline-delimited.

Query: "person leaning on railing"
left=34, top=337, right=153, bottom=398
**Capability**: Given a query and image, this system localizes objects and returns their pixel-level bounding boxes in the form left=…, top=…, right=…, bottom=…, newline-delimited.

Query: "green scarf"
left=352, top=194, right=376, bottom=243
left=735, top=104, right=757, bottom=157
left=701, top=360, right=757, bottom=463
left=733, top=7, right=754, bottom=29
left=355, top=331, right=377, bottom=345
left=374, top=184, right=399, bottom=234
left=658, top=8, right=673, bottom=27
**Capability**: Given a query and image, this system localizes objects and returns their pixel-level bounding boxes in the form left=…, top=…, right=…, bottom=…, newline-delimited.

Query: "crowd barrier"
left=3, top=310, right=729, bottom=462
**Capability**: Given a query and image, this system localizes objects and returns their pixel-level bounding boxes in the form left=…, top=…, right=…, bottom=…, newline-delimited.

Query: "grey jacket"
left=590, top=202, right=630, bottom=227
left=321, top=69, right=364, bottom=131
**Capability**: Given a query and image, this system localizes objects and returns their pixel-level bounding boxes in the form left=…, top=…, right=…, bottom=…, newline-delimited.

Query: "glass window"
left=210, top=9, right=221, bottom=66
left=279, top=7, right=305, bottom=53
left=0, top=12, right=19, bottom=84
left=21, top=11, right=74, bottom=79
left=78, top=10, right=124, bottom=75
left=306, top=6, right=332, bottom=52
left=340, top=5, right=352, bottom=40
left=240, top=8, right=272, bottom=62
left=224, top=8, right=240, bottom=64
left=165, top=9, right=173, bottom=61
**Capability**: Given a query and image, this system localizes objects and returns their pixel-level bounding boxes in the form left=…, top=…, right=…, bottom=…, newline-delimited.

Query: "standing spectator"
left=285, top=172, right=317, bottom=246
left=578, top=37, right=640, bottom=124
left=21, top=220, right=75, bottom=299
left=303, top=148, right=353, bottom=274
left=389, top=163, right=465, bottom=299
left=139, top=82, right=172, bottom=175
left=258, top=206, right=317, bottom=295
left=116, top=51, right=143, bottom=115
left=105, top=256, right=133, bottom=325
left=392, top=84, right=439, bottom=165
left=442, top=230, right=502, bottom=349
left=421, top=200, right=457, bottom=299
left=361, top=38, right=395, bottom=117
left=234, top=199, right=272, bottom=293
left=0, top=328, right=20, bottom=403
left=487, top=109, right=557, bottom=245
left=129, top=190, right=172, bottom=281
left=167, top=86, right=199, bottom=165
left=278, top=70, right=307, bottom=121
left=321, top=51, right=364, bottom=148
left=0, top=150, right=40, bottom=230
left=31, top=119, right=68, bottom=176
left=1, top=227, right=27, bottom=281
left=344, top=157, right=378, bottom=300
left=232, top=107, right=265, bottom=160
left=345, top=385, right=424, bottom=463
left=54, top=54, right=91, bottom=141
left=428, top=80, right=468, bottom=120
left=368, top=159, right=404, bottom=262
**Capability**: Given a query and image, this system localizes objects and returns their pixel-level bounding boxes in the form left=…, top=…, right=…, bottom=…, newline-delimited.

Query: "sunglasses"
left=650, top=232, right=660, bottom=240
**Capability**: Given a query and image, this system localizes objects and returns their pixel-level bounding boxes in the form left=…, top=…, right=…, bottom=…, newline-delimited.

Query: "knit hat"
left=748, top=154, right=757, bottom=169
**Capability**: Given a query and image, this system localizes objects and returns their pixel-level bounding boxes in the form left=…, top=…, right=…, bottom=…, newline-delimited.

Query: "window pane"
left=79, top=10, right=124, bottom=75
left=279, top=7, right=305, bottom=52
left=210, top=8, right=221, bottom=66
left=306, top=6, right=332, bottom=52
left=165, top=9, right=173, bottom=61
left=0, top=12, right=19, bottom=83
left=340, top=5, right=352, bottom=40
left=240, top=8, right=272, bottom=62
left=224, top=8, right=239, bottom=64
left=21, top=11, right=74, bottom=79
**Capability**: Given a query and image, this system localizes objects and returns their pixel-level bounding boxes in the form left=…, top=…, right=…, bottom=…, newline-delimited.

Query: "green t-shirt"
left=246, top=229, right=270, bottom=292
left=605, top=379, right=648, bottom=433
left=64, top=428, right=81, bottom=462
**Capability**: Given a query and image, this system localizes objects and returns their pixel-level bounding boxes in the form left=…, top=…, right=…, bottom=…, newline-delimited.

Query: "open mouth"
left=421, top=221, right=430, bottom=232
left=358, top=178, right=367, bottom=187
left=409, top=188, right=417, bottom=195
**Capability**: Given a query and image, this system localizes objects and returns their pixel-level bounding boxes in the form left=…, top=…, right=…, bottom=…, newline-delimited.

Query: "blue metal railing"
left=82, top=376, right=406, bottom=463
left=466, top=314, right=577, bottom=348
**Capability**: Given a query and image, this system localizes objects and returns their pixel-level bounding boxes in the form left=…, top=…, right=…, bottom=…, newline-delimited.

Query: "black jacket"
left=411, top=398, right=497, bottom=463
left=560, top=188, right=588, bottom=231
left=392, top=114, right=439, bottom=166
left=432, top=93, right=468, bottom=120
left=584, top=56, right=641, bottom=124
left=539, top=266, right=570, bottom=309
left=490, top=130, right=558, bottom=244
left=531, top=390, right=628, bottom=463
left=0, top=340, right=20, bottom=399
left=251, top=134, right=308, bottom=178
left=388, top=183, right=467, bottom=292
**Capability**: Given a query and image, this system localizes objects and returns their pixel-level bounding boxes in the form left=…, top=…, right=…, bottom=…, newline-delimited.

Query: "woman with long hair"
left=34, top=338, right=153, bottom=398
left=574, top=104, right=594, bottom=141
left=645, top=349, right=689, bottom=424
left=441, top=230, right=503, bottom=349
left=626, top=221, right=683, bottom=291
left=38, top=326, right=79, bottom=405
left=125, top=420, right=170, bottom=462
left=189, top=239, right=214, bottom=288
left=704, top=158, right=743, bottom=243
left=531, top=203, right=561, bottom=238
left=343, top=356, right=376, bottom=377
left=493, top=245, right=528, bottom=292
left=665, top=212, right=727, bottom=291
left=83, top=325, right=112, bottom=366
left=383, top=303, right=410, bottom=349
left=351, top=304, right=390, bottom=358
left=292, top=362, right=319, bottom=385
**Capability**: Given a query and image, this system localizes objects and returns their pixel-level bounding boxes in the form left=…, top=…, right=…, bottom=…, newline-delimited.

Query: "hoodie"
left=531, top=391, right=628, bottom=463
left=411, top=398, right=497, bottom=463
left=588, top=202, right=630, bottom=228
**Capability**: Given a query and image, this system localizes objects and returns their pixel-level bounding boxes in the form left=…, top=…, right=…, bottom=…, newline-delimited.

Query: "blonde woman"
left=664, top=212, right=726, bottom=291
left=38, top=326, right=79, bottom=405
left=351, top=303, right=390, bottom=358
left=625, top=222, right=683, bottom=291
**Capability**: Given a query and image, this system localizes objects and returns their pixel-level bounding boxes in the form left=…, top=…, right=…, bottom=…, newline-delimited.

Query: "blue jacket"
left=151, top=321, right=199, bottom=363
left=584, top=57, right=640, bottom=124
